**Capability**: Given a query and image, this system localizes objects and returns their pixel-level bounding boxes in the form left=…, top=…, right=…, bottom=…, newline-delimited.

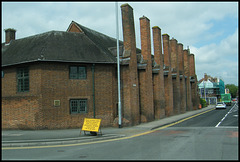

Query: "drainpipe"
left=92, top=64, right=95, bottom=118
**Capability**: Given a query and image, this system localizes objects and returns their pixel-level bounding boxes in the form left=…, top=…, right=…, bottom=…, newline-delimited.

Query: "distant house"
left=198, top=73, right=225, bottom=103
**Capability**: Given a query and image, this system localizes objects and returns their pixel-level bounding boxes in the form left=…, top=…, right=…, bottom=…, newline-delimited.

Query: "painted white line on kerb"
left=215, top=104, right=236, bottom=127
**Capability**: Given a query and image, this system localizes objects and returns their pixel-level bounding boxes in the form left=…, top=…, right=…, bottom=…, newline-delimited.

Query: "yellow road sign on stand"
left=80, top=118, right=102, bottom=135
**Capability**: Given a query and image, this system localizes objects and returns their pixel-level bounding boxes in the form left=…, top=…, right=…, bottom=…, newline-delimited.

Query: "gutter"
left=2, top=60, right=116, bottom=68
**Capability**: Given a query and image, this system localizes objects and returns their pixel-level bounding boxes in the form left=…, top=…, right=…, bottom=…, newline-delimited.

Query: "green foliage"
left=200, top=98, right=207, bottom=108
left=225, top=84, right=238, bottom=98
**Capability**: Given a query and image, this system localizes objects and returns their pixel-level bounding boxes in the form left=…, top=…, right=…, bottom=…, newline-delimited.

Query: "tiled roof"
left=2, top=21, right=142, bottom=67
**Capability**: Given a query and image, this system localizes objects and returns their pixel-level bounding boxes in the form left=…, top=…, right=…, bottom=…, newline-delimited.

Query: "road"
left=2, top=104, right=238, bottom=160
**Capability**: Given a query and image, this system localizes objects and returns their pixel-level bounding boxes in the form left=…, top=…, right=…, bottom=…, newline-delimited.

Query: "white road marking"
left=215, top=104, right=237, bottom=127
left=216, top=126, right=238, bottom=129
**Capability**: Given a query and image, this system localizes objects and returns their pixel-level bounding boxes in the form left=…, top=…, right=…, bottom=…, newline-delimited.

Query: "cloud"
left=191, top=28, right=238, bottom=85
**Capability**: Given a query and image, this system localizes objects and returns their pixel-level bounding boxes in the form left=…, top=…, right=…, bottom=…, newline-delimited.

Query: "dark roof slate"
left=2, top=24, right=118, bottom=67
left=2, top=21, right=142, bottom=67
left=72, top=21, right=141, bottom=56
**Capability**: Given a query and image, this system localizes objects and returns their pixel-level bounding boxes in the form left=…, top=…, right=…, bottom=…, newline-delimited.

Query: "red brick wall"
left=2, top=62, right=117, bottom=129
left=2, top=96, right=40, bottom=129
left=39, top=62, right=117, bottom=129
left=2, top=64, right=42, bottom=129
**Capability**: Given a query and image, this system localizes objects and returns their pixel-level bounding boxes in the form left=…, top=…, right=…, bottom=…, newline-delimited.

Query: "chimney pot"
left=5, top=28, right=16, bottom=44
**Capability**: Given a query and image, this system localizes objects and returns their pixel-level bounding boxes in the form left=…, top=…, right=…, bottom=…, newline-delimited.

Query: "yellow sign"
left=81, top=118, right=101, bottom=132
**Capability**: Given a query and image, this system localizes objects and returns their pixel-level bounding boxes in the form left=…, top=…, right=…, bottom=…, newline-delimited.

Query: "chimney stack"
left=170, top=38, right=178, bottom=71
left=5, top=28, right=16, bottom=44
left=189, top=54, right=196, bottom=77
left=162, top=34, right=171, bottom=67
left=162, top=33, right=174, bottom=116
left=120, top=3, right=140, bottom=126
left=152, top=26, right=166, bottom=119
left=177, top=43, right=184, bottom=73
left=139, top=15, right=154, bottom=122
left=204, top=73, right=208, bottom=81
left=183, top=49, right=193, bottom=111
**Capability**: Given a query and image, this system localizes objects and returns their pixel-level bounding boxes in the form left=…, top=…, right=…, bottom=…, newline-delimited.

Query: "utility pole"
left=115, top=2, right=122, bottom=128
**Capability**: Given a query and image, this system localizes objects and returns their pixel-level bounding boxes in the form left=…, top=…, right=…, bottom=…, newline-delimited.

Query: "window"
left=69, top=66, right=86, bottom=79
left=70, top=99, right=87, bottom=114
left=17, top=67, right=29, bottom=92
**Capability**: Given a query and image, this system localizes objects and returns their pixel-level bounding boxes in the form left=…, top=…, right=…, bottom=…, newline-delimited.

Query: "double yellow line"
left=2, top=108, right=215, bottom=150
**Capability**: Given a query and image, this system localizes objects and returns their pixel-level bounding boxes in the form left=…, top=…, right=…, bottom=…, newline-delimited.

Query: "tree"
left=225, top=84, right=238, bottom=98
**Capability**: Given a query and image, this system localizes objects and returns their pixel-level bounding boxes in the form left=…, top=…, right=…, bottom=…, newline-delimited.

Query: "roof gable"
left=67, top=22, right=83, bottom=33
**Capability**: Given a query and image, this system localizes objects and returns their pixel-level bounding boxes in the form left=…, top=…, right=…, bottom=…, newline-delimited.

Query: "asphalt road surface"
left=2, top=104, right=238, bottom=160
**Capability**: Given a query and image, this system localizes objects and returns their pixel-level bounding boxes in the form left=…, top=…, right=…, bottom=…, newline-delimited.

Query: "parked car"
left=216, top=102, right=226, bottom=109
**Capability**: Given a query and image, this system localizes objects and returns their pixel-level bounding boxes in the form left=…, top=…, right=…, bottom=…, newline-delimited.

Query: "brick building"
left=2, top=3, right=199, bottom=129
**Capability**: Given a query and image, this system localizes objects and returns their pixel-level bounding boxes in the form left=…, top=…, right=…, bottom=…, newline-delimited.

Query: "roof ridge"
left=12, top=30, right=61, bottom=41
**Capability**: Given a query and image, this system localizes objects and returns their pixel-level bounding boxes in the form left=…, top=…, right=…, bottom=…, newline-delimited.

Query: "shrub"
left=200, top=98, right=207, bottom=108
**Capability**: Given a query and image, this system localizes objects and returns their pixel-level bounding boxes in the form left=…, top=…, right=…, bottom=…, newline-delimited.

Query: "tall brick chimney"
left=189, top=54, right=195, bottom=76
left=121, top=4, right=137, bottom=58
left=177, top=43, right=187, bottom=113
left=183, top=49, right=189, bottom=76
left=120, top=3, right=140, bottom=126
left=139, top=15, right=154, bottom=122
left=152, top=26, right=165, bottom=119
left=140, top=16, right=152, bottom=62
left=152, top=26, right=163, bottom=66
left=177, top=43, right=184, bottom=73
left=189, top=53, right=198, bottom=110
left=183, top=49, right=193, bottom=111
left=162, top=33, right=173, bottom=116
left=5, top=28, right=16, bottom=44
left=162, top=34, right=171, bottom=67
left=170, top=38, right=178, bottom=71
left=170, top=38, right=180, bottom=115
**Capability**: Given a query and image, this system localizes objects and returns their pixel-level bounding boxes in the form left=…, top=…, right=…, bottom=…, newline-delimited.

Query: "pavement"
left=2, top=105, right=215, bottom=147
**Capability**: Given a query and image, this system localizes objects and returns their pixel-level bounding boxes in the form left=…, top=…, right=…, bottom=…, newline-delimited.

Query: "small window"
left=70, top=99, right=87, bottom=114
left=69, top=66, right=86, bottom=79
left=2, top=71, right=4, bottom=78
left=17, top=67, right=29, bottom=92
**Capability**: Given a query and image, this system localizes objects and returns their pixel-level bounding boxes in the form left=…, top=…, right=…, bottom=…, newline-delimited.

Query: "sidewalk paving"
left=2, top=105, right=215, bottom=147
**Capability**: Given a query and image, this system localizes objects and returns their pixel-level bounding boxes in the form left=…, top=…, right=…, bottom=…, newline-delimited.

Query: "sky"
left=2, top=1, right=238, bottom=86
